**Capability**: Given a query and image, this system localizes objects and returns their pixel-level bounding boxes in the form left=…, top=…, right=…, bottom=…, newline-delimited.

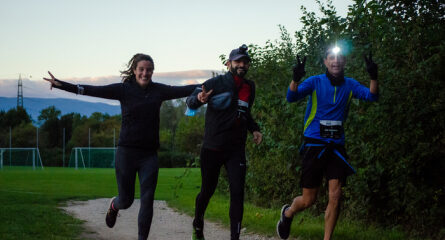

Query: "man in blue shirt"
left=276, top=46, right=379, bottom=240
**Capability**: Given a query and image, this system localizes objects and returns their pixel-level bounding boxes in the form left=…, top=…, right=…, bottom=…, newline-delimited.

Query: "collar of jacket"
left=233, top=75, right=244, bottom=88
left=129, top=79, right=155, bottom=93
left=326, top=69, right=345, bottom=86
left=225, top=72, right=243, bottom=93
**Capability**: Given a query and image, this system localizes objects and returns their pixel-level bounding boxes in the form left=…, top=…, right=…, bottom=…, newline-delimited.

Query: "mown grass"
left=0, top=167, right=415, bottom=239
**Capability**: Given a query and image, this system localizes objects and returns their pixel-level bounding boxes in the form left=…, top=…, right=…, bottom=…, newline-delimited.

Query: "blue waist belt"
left=302, top=142, right=356, bottom=174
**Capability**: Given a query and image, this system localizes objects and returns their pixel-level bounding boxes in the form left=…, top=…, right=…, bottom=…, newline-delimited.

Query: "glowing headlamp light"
left=332, top=46, right=341, bottom=54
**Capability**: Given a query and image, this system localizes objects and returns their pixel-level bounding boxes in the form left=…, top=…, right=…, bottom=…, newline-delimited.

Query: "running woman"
left=186, top=44, right=263, bottom=240
left=276, top=46, right=379, bottom=240
left=43, top=53, right=197, bottom=240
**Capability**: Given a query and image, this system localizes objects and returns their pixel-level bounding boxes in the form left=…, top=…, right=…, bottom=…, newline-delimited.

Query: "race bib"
left=320, top=120, right=343, bottom=139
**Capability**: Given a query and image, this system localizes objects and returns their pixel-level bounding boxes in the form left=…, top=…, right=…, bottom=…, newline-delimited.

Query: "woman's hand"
left=43, top=71, right=62, bottom=90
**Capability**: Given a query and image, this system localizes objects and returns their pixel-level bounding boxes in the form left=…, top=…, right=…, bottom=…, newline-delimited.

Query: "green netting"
left=68, top=148, right=116, bottom=168
left=0, top=148, right=43, bottom=168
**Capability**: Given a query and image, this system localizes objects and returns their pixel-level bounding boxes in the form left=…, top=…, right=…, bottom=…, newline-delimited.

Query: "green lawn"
left=0, top=167, right=414, bottom=239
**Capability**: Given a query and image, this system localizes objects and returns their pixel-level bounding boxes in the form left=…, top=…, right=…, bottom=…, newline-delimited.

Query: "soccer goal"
left=0, top=148, right=44, bottom=169
left=68, top=147, right=116, bottom=169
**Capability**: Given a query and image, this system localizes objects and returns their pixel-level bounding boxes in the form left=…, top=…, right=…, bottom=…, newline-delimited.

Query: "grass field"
left=0, top=167, right=414, bottom=240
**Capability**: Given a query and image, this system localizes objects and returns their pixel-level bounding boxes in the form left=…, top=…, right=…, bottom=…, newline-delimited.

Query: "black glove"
left=364, top=52, right=378, bottom=80
left=292, top=55, right=306, bottom=83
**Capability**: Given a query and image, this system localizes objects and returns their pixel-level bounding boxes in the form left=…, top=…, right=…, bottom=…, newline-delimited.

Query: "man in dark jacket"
left=187, top=44, right=262, bottom=240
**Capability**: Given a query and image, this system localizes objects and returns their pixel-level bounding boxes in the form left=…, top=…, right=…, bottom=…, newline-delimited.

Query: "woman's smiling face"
left=133, top=60, right=154, bottom=88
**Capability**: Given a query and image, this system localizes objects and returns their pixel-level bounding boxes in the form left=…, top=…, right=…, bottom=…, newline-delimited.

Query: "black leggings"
left=113, top=146, right=159, bottom=240
left=194, top=147, right=246, bottom=240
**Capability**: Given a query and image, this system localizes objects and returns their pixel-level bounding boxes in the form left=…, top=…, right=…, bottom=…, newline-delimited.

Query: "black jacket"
left=54, top=79, right=197, bottom=151
left=186, top=72, right=260, bottom=150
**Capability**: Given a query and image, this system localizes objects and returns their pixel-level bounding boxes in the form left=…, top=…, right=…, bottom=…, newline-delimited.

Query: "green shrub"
left=218, top=0, right=445, bottom=238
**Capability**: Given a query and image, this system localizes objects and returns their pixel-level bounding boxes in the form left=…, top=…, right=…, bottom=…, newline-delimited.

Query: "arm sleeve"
left=186, top=79, right=214, bottom=110
left=246, top=110, right=260, bottom=133
left=186, top=86, right=204, bottom=109
left=286, top=77, right=314, bottom=102
left=246, top=81, right=260, bottom=133
left=53, top=79, right=123, bottom=100
left=351, top=79, right=378, bottom=101
left=161, top=84, right=200, bottom=101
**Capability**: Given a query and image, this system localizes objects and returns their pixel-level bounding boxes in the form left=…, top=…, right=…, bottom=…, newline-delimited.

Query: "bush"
left=220, top=0, right=445, bottom=238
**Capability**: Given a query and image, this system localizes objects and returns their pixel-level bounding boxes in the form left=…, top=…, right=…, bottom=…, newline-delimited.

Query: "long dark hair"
left=120, top=53, right=155, bottom=83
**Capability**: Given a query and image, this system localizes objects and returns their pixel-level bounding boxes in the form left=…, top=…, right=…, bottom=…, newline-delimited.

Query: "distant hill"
left=0, top=97, right=120, bottom=121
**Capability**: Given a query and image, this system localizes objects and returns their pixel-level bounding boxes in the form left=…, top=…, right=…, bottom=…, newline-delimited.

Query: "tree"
left=0, top=107, right=31, bottom=129
left=175, top=116, right=205, bottom=156
left=238, top=0, right=444, bottom=237
left=68, top=112, right=119, bottom=148
left=38, top=106, right=61, bottom=123
left=11, top=122, right=36, bottom=147
left=38, top=106, right=62, bottom=148
left=0, top=108, right=32, bottom=147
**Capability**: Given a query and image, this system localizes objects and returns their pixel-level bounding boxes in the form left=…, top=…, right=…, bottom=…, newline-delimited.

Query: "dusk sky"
left=0, top=0, right=351, bottom=103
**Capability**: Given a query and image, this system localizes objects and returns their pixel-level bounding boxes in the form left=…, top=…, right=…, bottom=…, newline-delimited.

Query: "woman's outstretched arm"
left=160, top=83, right=200, bottom=101
left=43, top=71, right=123, bottom=100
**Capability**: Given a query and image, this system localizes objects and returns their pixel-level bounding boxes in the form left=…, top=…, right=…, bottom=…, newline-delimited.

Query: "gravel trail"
left=61, top=198, right=282, bottom=240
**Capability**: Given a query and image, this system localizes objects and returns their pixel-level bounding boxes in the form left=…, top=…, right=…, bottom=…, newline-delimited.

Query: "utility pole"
left=17, top=74, right=23, bottom=108
left=35, top=127, right=38, bottom=170
left=88, top=128, right=91, bottom=167
left=9, top=127, right=11, bottom=166
left=63, top=128, right=65, bottom=167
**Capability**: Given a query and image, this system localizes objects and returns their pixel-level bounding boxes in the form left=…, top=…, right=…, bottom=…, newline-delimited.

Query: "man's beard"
left=230, top=66, right=248, bottom=77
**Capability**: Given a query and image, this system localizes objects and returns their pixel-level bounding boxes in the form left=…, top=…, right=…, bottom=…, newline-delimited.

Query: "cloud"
left=0, top=70, right=220, bottom=105
left=154, top=70, right=216, bottom=78
left=182, top=79, right=202, bottom=85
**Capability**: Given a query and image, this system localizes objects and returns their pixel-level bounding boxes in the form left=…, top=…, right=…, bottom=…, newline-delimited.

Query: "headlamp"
left=332, top=46, right=341, bottom=54
left=239, top=44, right=248, bottom=54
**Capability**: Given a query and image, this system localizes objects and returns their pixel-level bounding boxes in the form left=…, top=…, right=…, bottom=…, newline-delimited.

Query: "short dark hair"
left=121, top=53, right=154, bottom=83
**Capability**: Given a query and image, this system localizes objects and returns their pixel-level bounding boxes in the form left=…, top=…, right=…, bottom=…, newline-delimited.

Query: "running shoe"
left=277, top=204, right=293, bottom=239
left=191, top=226, right=205, bottom=240
left=105, top=197, right=119, bottom=228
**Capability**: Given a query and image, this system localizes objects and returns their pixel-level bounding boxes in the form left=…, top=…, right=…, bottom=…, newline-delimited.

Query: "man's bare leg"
left=324, top=179, right=342, bottom=240
left=285, top=188, right=318, bottom=218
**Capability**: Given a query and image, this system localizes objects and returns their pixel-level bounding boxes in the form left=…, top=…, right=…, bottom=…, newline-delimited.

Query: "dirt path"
left=61, top=198, right=281, bottom=240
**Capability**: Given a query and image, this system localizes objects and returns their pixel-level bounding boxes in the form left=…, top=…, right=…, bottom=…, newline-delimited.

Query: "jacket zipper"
left=333, top=86, right=337, bottom=103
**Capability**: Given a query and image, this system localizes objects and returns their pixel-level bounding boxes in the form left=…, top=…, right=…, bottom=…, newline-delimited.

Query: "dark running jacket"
left=54, top=79, right=197, bottom=151
left=186, top=72, right=260, bottom=150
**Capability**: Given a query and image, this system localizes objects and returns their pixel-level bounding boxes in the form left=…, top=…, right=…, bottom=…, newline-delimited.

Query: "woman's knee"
left=140, top=188, right=156, bottom=204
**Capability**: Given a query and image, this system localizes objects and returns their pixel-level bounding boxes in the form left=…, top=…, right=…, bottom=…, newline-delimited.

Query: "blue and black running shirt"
left=286, top=74, right=378, bottom=145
